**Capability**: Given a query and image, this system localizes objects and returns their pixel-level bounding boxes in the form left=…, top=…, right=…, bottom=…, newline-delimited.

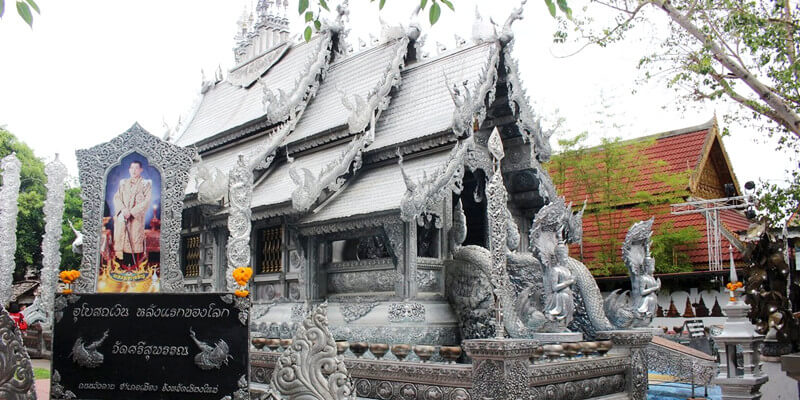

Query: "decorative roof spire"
left=234, top=0, right=290, bottom=65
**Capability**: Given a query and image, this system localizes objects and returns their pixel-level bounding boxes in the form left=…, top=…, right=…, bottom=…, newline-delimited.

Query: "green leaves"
left=545, top=0, right=556, bottom=17
left=544, top=0, right=571, bottom=19
left=1, top=0, right=39, bottom=27
left=24, top=0, right=37, bottom=14
left=429, top=1, right=441, bottom=25
left=440, top=0, right=454, bottom=11
left=420, top=0, right=427, bottom=9
left=305, top=11, right=314, bottom=22
left=304, top=26, right=312, bottom=42
left=318, top=0, right=329, bottom=11
left=298, top=0, right=309, bottom=14
left=556, top=0, right=572, bottom=19
left=16, top=0, right=33, bottom=27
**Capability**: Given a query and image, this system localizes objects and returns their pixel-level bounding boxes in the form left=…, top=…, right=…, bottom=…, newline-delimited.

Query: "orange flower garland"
left=726, top=281, right=743, bottom=301
left=59, top=269, right=81, bottom=294
left=233, top=267, right=253, bottom=298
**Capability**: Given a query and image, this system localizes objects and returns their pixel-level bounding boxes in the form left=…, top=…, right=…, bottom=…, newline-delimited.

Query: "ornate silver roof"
left=178, top=18, right=554, bottom=226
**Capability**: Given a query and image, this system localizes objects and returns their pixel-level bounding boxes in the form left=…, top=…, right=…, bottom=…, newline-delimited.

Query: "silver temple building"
left=172, top=2, right=655, bottom=398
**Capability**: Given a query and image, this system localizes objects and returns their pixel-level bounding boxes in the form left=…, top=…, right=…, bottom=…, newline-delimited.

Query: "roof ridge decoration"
left=447, top=42, right=501, bottom=139
left=503, top=43, right=552, bottom=163
left=261, top=31, right=334, bottom=125
left=399, top=140, right=470, bottom=225
left=399, top=35, right=507, bottom=225
left=290, top=126, right=374, bottom=212
left=340, top=36, right=409, bottom=134
left=288, top=33, right=410, bottom=213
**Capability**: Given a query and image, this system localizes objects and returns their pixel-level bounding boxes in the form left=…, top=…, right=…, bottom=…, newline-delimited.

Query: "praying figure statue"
left=604, top=217, right=660, bottom=329
left=544, top=242, right=576, bottom=323
left=633, top=256, right=660, bottom=326
left=530, top=198, right=576, bottom=329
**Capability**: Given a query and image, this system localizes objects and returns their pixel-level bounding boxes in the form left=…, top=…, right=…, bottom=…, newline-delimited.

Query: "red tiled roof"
left=573, top=204, right=747, bottom=270
left=554, top=129, right=709, bottom=206
left=550, top=120, right=753, bottom=273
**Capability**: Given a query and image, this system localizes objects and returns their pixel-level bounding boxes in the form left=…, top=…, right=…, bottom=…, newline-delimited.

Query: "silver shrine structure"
left=168, top=1, right=653, bottom=398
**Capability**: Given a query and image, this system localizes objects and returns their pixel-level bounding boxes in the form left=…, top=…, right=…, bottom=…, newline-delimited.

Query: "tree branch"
left=650, top=0, right=800, bottom=138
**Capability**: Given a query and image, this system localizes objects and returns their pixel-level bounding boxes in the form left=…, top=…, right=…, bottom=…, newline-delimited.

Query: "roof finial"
left=499, top=0, right=527, bottom=44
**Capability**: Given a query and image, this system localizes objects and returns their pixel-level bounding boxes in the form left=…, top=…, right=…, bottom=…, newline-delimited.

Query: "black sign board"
left=51, top=293, right=249, bottom=400
left=684, top=319, right=706, bottom=338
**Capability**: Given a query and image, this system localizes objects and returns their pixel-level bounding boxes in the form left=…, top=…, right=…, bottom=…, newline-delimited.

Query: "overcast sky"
left=0, top=0, right=795, bottom=189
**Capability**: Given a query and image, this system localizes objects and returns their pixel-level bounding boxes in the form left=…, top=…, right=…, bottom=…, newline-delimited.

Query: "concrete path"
left=30, top=358, right=50, bottom=399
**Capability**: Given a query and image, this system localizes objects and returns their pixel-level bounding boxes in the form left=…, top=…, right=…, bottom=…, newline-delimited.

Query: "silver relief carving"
left=75, top=123, right=196, bottom=293
left=54, top=293, right=81, bottom=324
left=50, top=370, right=76, bottom=400
left=328, top=270, right=400, bottom=294
left=70, top=330, right=109, bottom=368
left=485, top=128, right=517, bottom=338
left=190, top=327, right=232, bottom=370
left=226, top=155, right=254, bottom=292
left=415, top=270, right=438, bottom=292
left=40, top=154, right=68, bottom=327
left=340, top=302, right=379, bottom=323
left=270, top=302, right=355, bottom=400
left=220, top=293, right=250, bottom=326
left=0, top=306, right=36, bottom=399
left=0, top=153, right=21, bottom=306
left=221, top=374, right=250, bottom=400
left=387, top=302, right=425, bottom=323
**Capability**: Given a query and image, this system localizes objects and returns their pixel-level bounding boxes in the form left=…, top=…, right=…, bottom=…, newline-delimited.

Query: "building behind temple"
left=174, top=0, right=566, bottom=343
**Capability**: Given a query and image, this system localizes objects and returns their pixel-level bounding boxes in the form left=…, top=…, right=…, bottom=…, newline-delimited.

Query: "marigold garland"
left=59, top=270, right=81, bottom=284
left=232, top=267, right=253, bottom=298
left=60, top=269, right=80, bottom=294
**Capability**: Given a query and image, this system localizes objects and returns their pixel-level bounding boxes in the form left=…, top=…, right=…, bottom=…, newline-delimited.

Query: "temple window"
left=461, top=169, right=488, bottom=248
left=417, top=215, right=441, bottom=258
left=257, top=226, right=283, bottom=274
left=330, top=235, right=391, bottom=262
left=181, top=234, right=201, bottom=277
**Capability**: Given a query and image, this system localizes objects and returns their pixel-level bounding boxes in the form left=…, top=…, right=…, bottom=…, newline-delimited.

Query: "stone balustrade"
left=249, top=333, right=646, bottom=400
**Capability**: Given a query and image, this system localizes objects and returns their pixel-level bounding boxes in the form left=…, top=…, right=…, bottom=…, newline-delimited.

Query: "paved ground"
left=31, top=358, right=50, bottom=399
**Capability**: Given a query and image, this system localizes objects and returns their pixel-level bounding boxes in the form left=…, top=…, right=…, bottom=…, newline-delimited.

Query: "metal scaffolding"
left=670, top=195, right=753, bottom=271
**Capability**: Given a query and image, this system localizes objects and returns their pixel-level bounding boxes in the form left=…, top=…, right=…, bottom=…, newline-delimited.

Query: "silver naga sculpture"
left=0, top=153, right=21, bottom=307
left=270, top=302, right=354, bottom=400
left=226, top=155, right=254, bottom=292
left=38, top=155, right=68, bottom=328
left=0, top=306, right=36, bottom=399
left=604, top=218, right=661, bottom=329
left=529, top=198, right=575, bottom=329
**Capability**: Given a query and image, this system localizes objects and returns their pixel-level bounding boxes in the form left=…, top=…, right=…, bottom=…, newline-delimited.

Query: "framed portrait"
left=75, top=123, right=196, bottom=293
